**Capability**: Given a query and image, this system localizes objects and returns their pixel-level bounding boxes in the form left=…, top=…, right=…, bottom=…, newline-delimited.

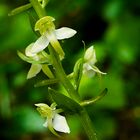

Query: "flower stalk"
left=30, top=0, right=46, bottom=18
left=18, top=0, right=104, bottom=140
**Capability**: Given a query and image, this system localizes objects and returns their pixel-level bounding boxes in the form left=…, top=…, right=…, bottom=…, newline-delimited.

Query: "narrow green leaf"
left=73, top=58, right=83, bottom=90
left=49, top=88, right=82, bottom=113
left=8, top=3, right=32, bottom=16
left=17, top=51, right=48, bottom=64
left=34, top=78, right=59, bottom=87
left=80, top=88, right=108, bottom=106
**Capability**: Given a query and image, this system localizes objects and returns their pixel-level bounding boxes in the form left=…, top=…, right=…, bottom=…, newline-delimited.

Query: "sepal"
left=27, top=64, right=42, bottom=79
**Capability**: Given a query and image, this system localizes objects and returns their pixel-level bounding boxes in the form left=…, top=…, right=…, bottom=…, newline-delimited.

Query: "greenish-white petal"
left=55, top=27, right=77, bottom=40
left=27, top=64, right=42, bottom=79
left=31, top=35, right=49, bottom=54
left=53, top=114, right=70, bottom=133
left=25, top=43, right=35, bottom=57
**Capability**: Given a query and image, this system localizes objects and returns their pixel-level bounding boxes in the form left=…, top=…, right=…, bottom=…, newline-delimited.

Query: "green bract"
left=49, top=88, right=83, bottom=113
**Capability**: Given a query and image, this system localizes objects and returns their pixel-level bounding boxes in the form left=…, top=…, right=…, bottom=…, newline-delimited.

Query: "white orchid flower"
left=25, top=43, right=54, bottom=79
left=35, top=103, right=70, bottom=136
left=83, top=46, right=106, bottom=77
left=28, top=27, right=77, bottom=59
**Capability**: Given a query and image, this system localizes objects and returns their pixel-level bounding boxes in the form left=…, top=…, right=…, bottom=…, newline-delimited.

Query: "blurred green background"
left=0, top=0, right=140, bottom=140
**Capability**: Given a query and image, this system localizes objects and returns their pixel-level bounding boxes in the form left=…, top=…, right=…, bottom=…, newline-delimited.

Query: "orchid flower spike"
left=83, top=46, right=106, bottom=77
left=35, top=103, right=70, bottom=136
left=29, top=16, right=77, bottom=59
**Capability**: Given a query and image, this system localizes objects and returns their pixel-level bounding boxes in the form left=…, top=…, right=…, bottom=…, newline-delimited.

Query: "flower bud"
left=84, top=46, right=97, bottom=65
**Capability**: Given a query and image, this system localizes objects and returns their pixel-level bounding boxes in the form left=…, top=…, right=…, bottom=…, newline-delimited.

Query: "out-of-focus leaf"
left=13, top=71, right=26, bottom=87
left=103, top=1, right=123, bottom=20
left=97, top=74, right=126, bottom=109
left=8, top=3, right=32, bottom=16
left=49, top=88, right=82, bottom=113
left=95, top=113, right=117, bottom=140
left=0, top=74, right=11, bottom=118
left=13, top=106, right=45, bottom=133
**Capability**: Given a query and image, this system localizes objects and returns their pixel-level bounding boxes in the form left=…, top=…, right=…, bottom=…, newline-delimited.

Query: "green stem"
left=49, top=46, right=97, bottom=140
left=30, top=0, right=46, bottom=18
left=30, top=1, right=97, bottom=139
left=48, top=46, right=80, bottom=101
left=80, top=109, right=97, bottom=140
